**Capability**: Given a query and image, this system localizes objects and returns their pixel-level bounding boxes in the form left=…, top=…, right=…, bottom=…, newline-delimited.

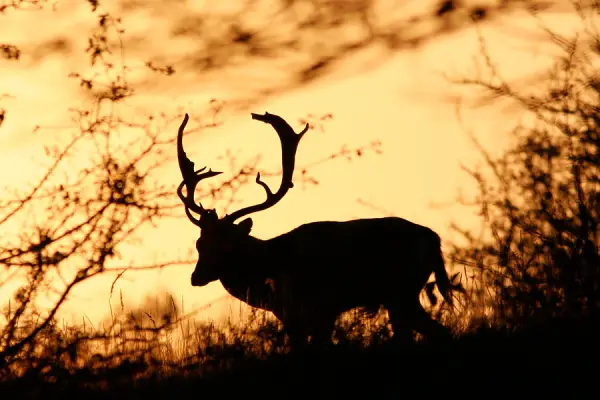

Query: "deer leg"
left=387, top=306, right=416, bottom=345
left=288, top=334, right=309, bottom=351
left=406, top=300, right=452, bottom=343
left=283, top=320, right=310, bottom=352
left=308, top=315, right=336, bottom=349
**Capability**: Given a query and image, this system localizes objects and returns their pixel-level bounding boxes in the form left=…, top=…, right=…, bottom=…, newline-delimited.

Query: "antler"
left=177, top=114, right=223, bottom=227
left=224, top=112, right=309, bottom=223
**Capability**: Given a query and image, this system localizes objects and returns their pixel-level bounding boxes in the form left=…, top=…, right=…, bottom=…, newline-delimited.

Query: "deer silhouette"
left=177, top=112, right=461, bottom=348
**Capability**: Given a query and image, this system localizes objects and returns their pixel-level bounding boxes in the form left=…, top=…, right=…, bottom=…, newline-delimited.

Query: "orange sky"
left=0, top=1, right=585, bottom=327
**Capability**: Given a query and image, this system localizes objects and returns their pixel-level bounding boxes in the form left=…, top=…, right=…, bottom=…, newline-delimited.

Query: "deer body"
left=209, top=217, right=453, bottom=346
left=176, top=112, right=460, bottom=348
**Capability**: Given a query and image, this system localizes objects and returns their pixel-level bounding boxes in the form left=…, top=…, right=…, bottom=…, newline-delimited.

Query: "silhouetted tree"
left=0, top=4, right=379, bottom=382
left=449, top=1, right=600, bottom=326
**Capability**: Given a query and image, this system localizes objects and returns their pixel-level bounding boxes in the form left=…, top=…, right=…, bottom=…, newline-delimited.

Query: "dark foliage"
left=3, top=314, right=599, bottom=398
left=449, top=2, right=600, bottom=326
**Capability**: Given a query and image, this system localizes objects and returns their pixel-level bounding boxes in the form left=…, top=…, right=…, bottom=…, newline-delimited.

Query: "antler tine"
left=177, top=114, right=222, bottom=226
left=224, top=112, right=309, bottom=223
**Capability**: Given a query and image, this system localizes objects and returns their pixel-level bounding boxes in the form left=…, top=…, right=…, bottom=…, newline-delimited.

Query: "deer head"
left=176, top=112, right=309, bottom=286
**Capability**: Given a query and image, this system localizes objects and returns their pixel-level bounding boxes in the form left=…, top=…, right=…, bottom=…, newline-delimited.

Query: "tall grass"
left=2, top=278, right=600, bottom=398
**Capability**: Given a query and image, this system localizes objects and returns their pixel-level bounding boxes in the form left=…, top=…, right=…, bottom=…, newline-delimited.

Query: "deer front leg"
left=308, top=315, right=337, bottom=350
left=284, top=321, right=310, bottom=352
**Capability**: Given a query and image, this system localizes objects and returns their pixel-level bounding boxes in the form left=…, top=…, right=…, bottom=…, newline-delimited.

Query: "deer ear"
left=237, top=218, right=253, bottom=234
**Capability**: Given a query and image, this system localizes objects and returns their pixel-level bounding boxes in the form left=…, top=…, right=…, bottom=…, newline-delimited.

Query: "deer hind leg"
left=404, top=299, right=452, bottom=343
left=387, top=298, right=452, bottom=344
left=387, top=305, right=416, bottom=345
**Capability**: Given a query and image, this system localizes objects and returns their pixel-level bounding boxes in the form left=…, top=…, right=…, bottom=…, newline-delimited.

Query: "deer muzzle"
left=191, top=271, right=212, bottom=287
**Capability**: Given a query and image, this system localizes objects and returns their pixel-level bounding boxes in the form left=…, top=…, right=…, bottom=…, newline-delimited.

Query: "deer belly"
left=274, top=275, right=382, bottom=314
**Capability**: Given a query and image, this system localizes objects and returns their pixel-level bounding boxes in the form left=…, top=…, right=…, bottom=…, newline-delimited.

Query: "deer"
left=176, top=112, right=462, bottom=349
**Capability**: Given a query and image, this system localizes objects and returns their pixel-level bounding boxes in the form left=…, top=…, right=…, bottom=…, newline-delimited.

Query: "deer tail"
left=431, top=235, right=454, bottom=306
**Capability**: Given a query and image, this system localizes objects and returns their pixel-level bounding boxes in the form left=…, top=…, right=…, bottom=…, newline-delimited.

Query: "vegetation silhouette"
left=1, top=1, right=566, bottom=115
left=447, top=2, right=600, bottom=328
left=177, top=111, right=465, bottom=349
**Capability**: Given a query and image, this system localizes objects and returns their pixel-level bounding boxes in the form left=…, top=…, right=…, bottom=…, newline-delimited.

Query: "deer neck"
left=218, top=236, right=274, bottom=305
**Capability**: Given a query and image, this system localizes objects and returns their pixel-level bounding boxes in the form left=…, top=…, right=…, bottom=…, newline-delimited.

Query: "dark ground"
left=3, top=315, right=600, bottom=399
